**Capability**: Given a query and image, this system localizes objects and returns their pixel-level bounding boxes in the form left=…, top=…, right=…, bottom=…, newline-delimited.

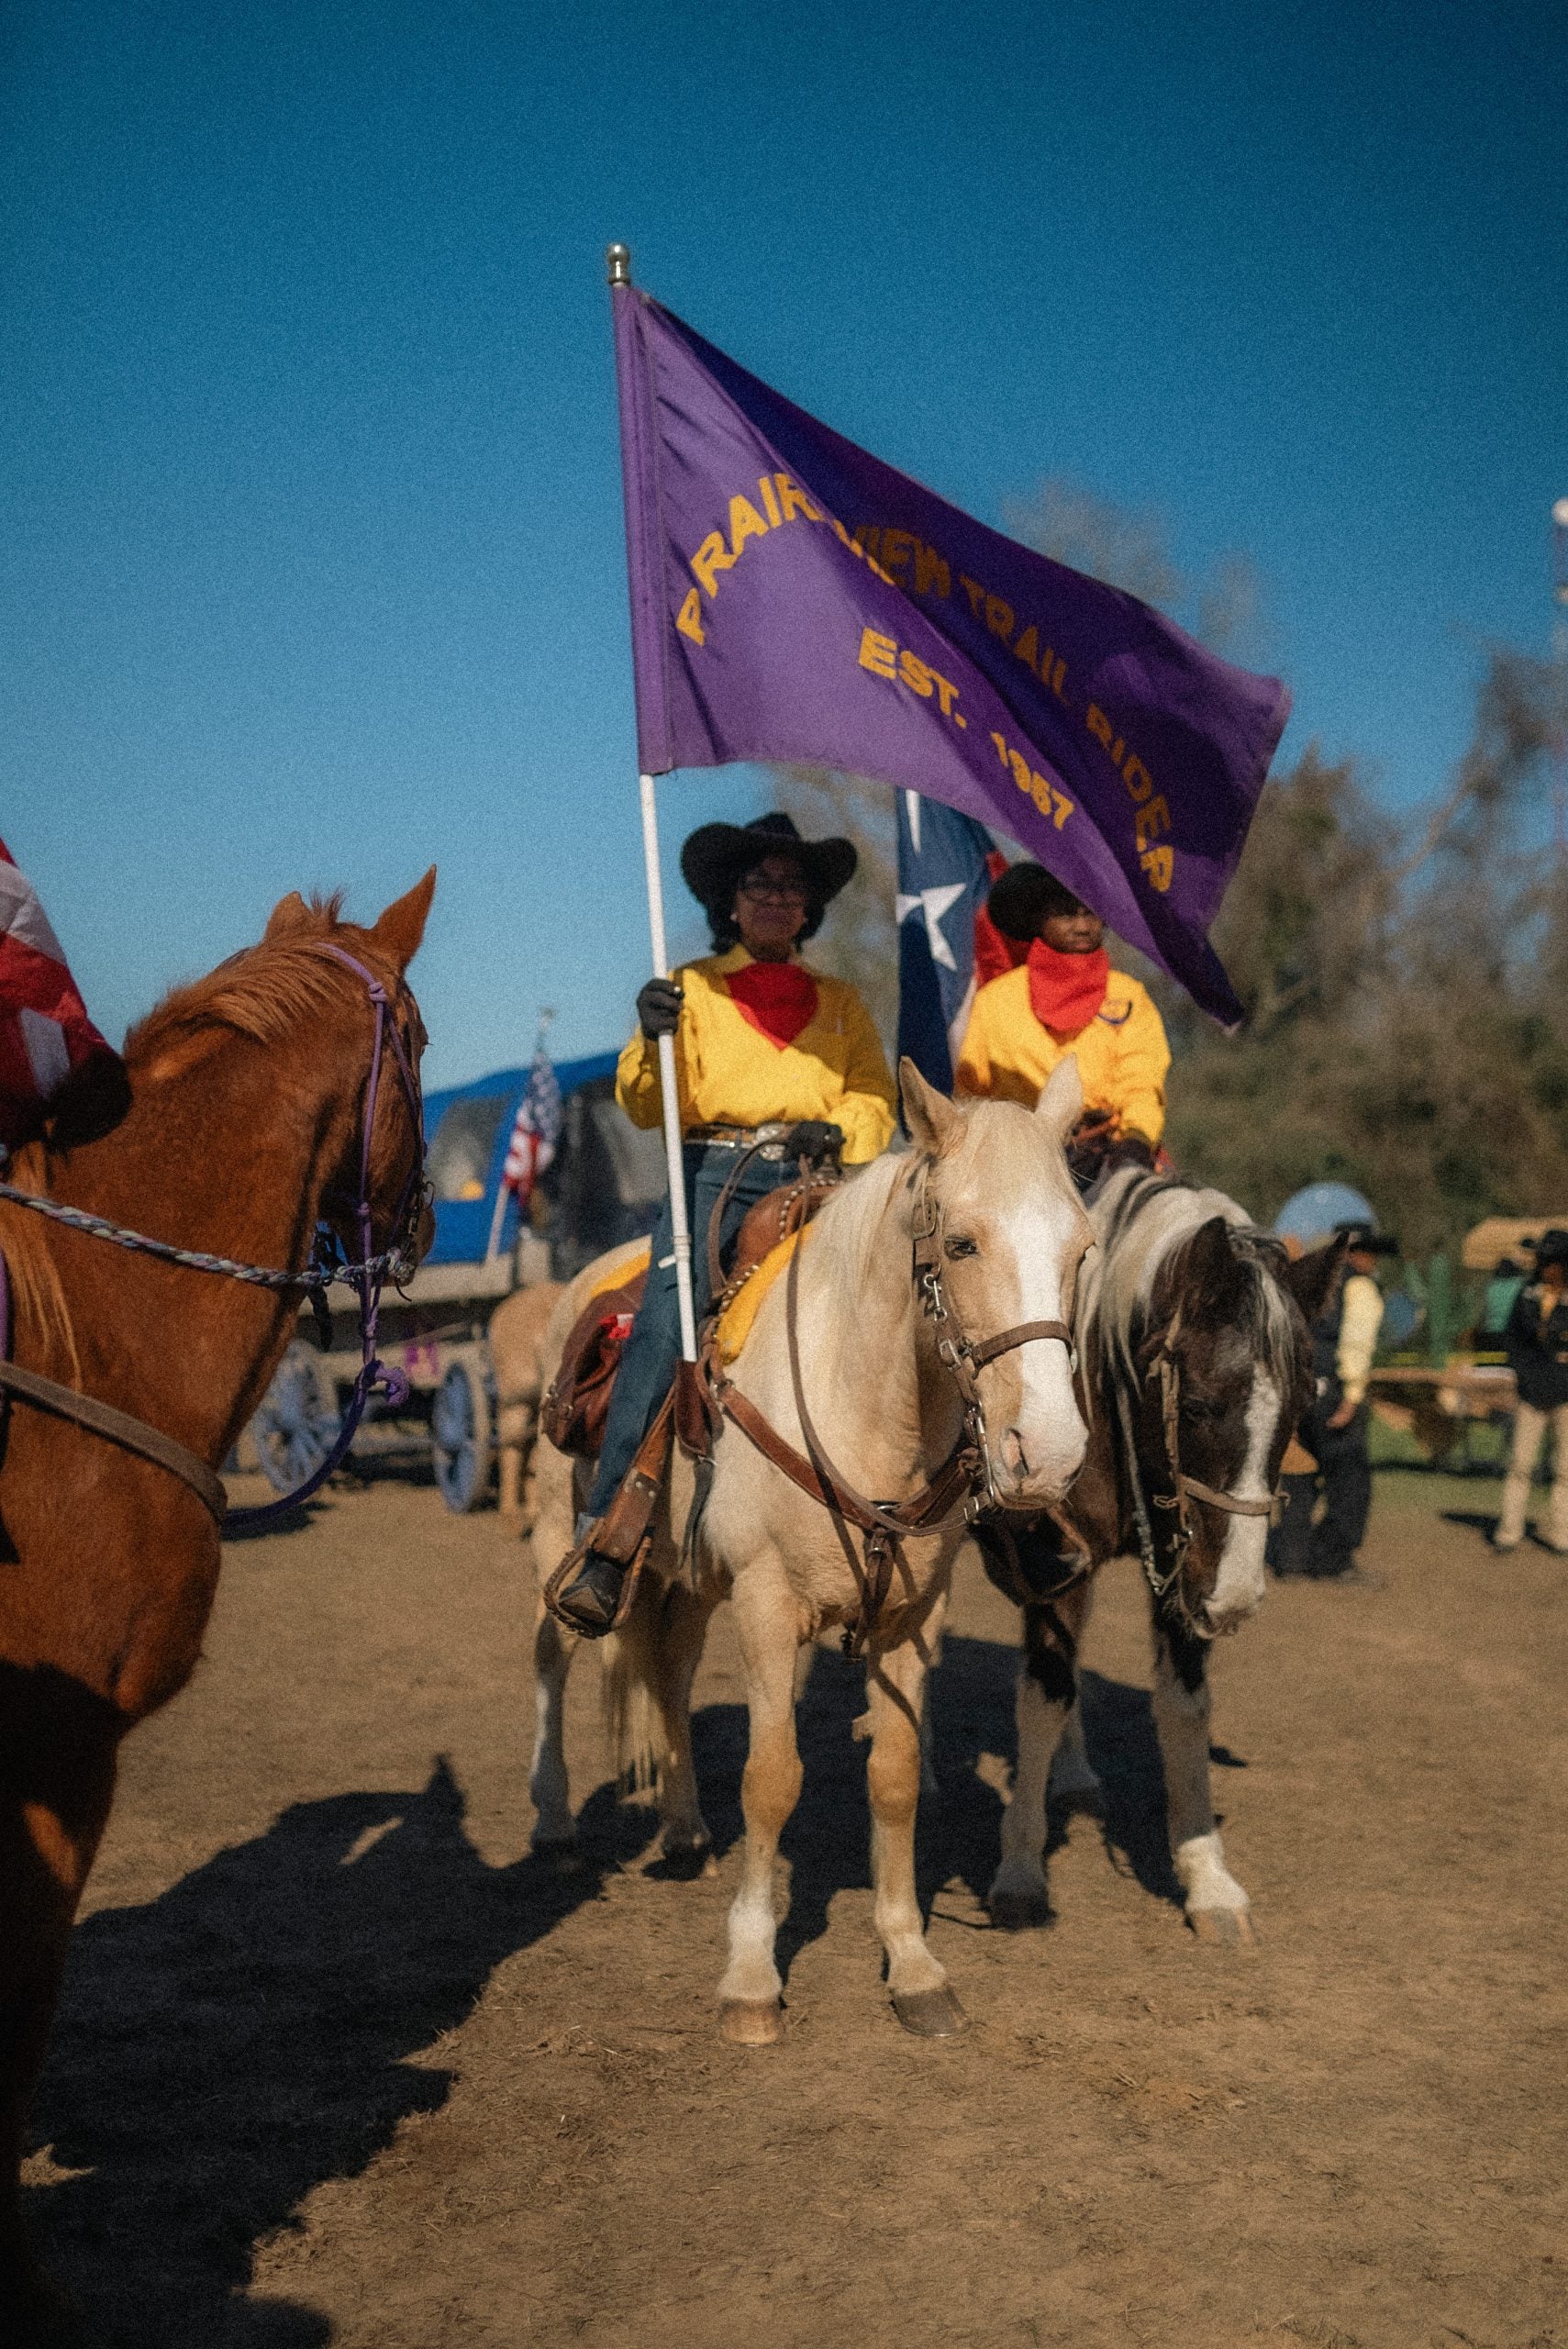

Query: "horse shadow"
left=682, top=1629, right=1182, bottom=1981
left=23, top=1758, right=613, bottom=2348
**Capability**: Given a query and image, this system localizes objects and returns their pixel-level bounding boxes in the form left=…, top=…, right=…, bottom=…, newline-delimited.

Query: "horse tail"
left=600, top=1586, right=662, bottom=1802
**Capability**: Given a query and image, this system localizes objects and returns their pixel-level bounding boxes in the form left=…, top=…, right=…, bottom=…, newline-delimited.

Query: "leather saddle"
left=540, top=1170, right=837, bottom=1464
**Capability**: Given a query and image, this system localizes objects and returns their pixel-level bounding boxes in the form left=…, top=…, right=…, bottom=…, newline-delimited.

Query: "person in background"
left=551, top=811, right=896, bottom=1635
left=1286, top=1221, right=1397, bottom=1587
left=1495, top=1229, right=1568, bottom=1555
left=954, top=863, right=1170, bottom=1173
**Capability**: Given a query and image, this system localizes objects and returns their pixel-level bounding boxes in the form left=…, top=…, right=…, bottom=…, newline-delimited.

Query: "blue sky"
left=4, top=1, right=1563, bottom=1083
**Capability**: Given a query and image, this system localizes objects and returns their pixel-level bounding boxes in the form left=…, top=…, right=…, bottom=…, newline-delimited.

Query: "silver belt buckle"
left=756, top=1119, right=788, bottom=1162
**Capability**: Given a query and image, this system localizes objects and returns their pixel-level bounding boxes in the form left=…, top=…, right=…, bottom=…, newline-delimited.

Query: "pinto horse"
left=0, top=874, right=434, bottom=2323
left=532, top=1060, right=1093, bottom=2042
left=986, top=1164, right=1341, bottom=1943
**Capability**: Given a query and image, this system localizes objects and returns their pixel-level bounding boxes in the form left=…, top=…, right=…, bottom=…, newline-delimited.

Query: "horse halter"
left=1118, top=1308, right=1279, bottom=1634
left=910, top=1160, right=1086, bottom=1511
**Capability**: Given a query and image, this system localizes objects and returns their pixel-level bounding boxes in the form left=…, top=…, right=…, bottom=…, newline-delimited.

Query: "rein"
left=1113, top=1312, right=1279, bottom=1638
left=0, top=941, right=427, bottom=1531
left=714, top=1157, right=1082, bottom=1653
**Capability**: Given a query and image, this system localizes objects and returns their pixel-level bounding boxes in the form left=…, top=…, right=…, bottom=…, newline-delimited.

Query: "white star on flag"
left=895, top=881, right=967, bottom=972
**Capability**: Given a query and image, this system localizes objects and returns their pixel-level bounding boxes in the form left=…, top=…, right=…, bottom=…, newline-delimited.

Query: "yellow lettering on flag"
left=759, top=475, right=783, bottom=528
left=1121, top=756, right=1154, bottom=806
left=858, top=628, right=897, bottom=680
left=898, top=649, right=935, bottom=697
left=1086, top=704, right=1114, bottom=754
left=914, top=540, right=951, bottom=599
left=728, top=495, right=770, bottom=559
left=958, top=574, right=985, bottom=620
left=1013, top=623, right=1040, bottom=675
left=676, top=589, right=706, bottom=646
left=880, top=529, right=914, bottom=577
left=1135, top=796, right=1171, bottom=852
left=775, top=473, right=821, bottom=524
left=984, top=595, right=1015, bottom=645
left=1140, top=846, right=1173, bottom=892
left=692, top=531, right=736, bottom=597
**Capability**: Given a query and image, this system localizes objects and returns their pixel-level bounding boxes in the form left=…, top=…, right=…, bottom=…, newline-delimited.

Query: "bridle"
left=1114, top=1308, right=1280, bottom=1638
left=0, top=941, right=428, bottom=1531
left=715, top=1152, right=1088, bottom=1652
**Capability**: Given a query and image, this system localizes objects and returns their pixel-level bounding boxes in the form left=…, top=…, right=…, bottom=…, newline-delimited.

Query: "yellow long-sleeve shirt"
left=954, top=963, right=1171, bottom=1144
left=616, top=944, right=896, bottom=1164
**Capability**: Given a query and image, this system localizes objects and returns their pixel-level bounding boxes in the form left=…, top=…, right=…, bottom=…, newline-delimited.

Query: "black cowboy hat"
left=1533, top=1227, right=1568, bottom=1271
left=986, top=860, right=1085, bottom=941
left=680, top=811, right=857, bottom=922
left=1333, top=1220, right=1400, bottom=1257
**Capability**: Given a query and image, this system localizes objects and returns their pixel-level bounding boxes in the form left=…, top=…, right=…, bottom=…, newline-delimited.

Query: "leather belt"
left=685, top=1121, right=791, bottom=1157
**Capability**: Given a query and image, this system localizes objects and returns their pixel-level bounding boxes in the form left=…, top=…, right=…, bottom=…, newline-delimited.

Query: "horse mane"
left=125, top=895, right=352, bottom=1063
left=0, top=1144, right=82, bottom=1380
left=1089, top=1166, right=1300, bottom=1387
left=807, top=1150, right=910, bottom=1308
left=4, top=896, right=365, bottom=1385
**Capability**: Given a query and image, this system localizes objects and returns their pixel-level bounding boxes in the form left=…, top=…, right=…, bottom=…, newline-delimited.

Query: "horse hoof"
left=988, top=1888, right=1051, bottom=1932
left=1189, top=1905, right=1257, bottom=1947
left=658, top=1836, right=715, bottom=1882
left=892, top=1986, right=968, bottom=2037
left=719, top=1998, right=784, bottom=2046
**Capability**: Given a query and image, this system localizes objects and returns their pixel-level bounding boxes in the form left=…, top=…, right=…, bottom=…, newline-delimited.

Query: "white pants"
left=1498, top=1400, right=1568, bottom=1549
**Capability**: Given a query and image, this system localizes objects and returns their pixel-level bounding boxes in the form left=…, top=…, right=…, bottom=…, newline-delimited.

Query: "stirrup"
left=545, top=1521, right=648, bottom=1637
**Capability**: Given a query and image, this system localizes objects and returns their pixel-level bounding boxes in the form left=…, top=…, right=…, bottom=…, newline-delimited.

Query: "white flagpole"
left=638, top=770, right=699, bottom=1360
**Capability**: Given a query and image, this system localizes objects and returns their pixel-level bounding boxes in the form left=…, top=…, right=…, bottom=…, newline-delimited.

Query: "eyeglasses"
left=738, top=880, right=808, bottom=906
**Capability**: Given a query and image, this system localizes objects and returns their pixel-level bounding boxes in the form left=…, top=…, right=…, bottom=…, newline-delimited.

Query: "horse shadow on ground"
left=22, top=1637, right=1179, bottom=2345
left=24, top=1758, right=621, bottom=2349
left=678, top=1631, right=1183, bottom=1982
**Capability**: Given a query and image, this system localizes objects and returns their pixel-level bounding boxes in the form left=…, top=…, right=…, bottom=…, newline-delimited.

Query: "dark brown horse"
left=0, top=874, right=434, bottom=2325
left=983, top=1163, right=1342, bottom=1943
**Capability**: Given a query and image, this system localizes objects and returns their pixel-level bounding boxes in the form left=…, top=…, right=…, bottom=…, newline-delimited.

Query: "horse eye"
left=1181, top=1395, right=1221, bottom=1422
left=945, top=1235, right=979, bottom=1260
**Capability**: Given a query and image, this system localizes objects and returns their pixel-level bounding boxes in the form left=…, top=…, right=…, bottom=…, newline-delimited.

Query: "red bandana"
left=725, top=959, right=819, bottom=1050
left=1027, top=939, right=1109, bottom=1037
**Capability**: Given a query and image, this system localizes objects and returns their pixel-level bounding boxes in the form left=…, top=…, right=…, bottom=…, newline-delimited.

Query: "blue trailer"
left=247, top=1051, right=665, bottom=1511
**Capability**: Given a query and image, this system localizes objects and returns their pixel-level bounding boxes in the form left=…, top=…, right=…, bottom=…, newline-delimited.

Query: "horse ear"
left=264, top=891, right=314, bottom=942
left=1035, top=1052, right=1083, bottom=1142
left=368, top=867, right=437, bottom=974
left=899, top=1057, right=962, bottom=1158
left=1282, top=1235, right=1346, bottom=1326
left=1181, top=1215, right=1247, bottom=1309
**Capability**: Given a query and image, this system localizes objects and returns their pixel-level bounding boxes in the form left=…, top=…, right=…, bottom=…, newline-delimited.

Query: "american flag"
left=0, top=838, right=111, bottom=1147
left=502, top=1026, right=562, bottom=1210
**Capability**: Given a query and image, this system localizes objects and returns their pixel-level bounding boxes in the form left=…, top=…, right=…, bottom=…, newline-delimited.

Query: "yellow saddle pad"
left=715, top=1224, right=813, bottom=1366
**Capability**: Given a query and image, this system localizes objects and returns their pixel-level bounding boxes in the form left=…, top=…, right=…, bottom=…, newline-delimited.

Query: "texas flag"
left=895, top=792, right=1025, bottom=1094
left=0, top=840, right=112, bottom=1147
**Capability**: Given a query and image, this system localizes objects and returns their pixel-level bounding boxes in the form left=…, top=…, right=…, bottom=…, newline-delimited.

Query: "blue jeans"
left=586, top=1142, right=795, bottom=1517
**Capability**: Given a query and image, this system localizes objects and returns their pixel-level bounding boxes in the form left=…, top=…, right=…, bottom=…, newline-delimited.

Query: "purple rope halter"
left=224, top=942, right=426, bottom=1531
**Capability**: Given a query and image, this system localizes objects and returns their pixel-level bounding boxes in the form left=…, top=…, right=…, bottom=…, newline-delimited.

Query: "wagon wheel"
left=251, top=1345, right=343, bottom=1497
left=431, top=1357, right=494, bottom=1513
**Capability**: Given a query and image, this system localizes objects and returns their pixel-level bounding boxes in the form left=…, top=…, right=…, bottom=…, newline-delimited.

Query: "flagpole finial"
left=606, top=243, right=631, bottom=287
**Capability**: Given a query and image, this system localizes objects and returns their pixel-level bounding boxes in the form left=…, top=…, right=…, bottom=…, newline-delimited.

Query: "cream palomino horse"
left=530, top=1059, right=1093, bottom=2042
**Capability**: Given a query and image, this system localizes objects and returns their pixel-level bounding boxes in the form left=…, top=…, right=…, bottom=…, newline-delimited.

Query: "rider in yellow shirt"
left=955, top=863, right=1170, bottom=1164
left=553, top=812, right=895, bottom=1633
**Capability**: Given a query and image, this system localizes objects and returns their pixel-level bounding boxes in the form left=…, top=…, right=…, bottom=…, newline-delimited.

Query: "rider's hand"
left=782, top=1119, right=843, bottom=1163
left=1326, top=1397, right=1358, bottom=1431
left=636, top=976, right=684, bottom=1038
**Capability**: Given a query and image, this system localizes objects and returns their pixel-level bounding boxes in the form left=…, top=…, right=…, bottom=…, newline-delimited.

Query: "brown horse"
left=0, top=873, right=434, bottom=2325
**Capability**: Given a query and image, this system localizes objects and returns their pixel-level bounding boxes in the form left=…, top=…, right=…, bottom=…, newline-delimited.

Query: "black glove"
left=782, top=1119, right=843, bottom=1163
left=636, top=976, right=684, bottom=1038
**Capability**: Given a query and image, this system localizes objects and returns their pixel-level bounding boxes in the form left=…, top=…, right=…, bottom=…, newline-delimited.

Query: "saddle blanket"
left=0, top=840, right=110, bottom=1147
left=584, top=1223, right=814, bottom=1366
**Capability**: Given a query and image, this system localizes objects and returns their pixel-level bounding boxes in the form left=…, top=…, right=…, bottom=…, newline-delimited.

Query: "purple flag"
left=612, top=282, right=1289, bottom=1026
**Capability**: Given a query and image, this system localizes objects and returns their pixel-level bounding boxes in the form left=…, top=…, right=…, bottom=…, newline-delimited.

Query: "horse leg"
left=988, top=1591, right=1087, bottom=1929
left=1, top=1732, right=117, bottom=2322
left=1048, top=1580, right=1104, bottom=1816
left=717, top=1574, right=802, bottom=2045
left=647, top=1582, right=717, bottom=1876
left=1151, top=1619, right=1256, bottom=1945
left=868, top=1615, right=964, bottom=2035
left=528, top=1599, right=581, bottom=1854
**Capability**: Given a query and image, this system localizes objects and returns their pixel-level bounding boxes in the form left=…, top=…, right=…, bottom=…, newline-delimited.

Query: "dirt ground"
left=20, top=1464, right=1568, bottom=2349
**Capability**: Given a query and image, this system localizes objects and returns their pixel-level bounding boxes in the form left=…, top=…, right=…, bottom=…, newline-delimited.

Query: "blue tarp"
left=422, top=1052, right=617, bottom=1267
